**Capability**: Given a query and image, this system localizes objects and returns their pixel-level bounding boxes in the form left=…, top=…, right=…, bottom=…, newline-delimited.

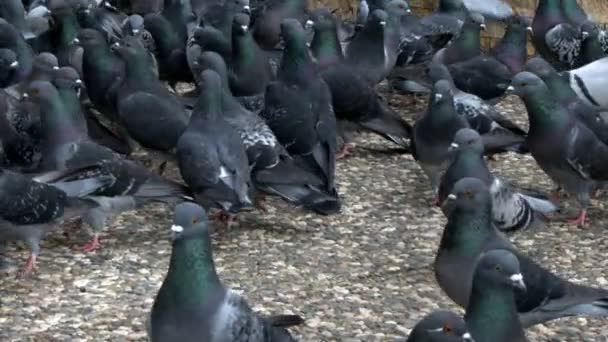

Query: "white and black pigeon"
left=435, top=177, right=608, bottom=328
left=509, top=71, right=608, bottom=227
left=0, top=168, right=110, bottom=274
left=560, top=56, right=608, bottom=108
left=438, top=128, right=558, bottom=232
left=148, top=202, right=303, bottom=342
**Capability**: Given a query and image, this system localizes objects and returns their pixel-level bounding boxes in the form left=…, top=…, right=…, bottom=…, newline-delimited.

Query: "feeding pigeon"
left=435, top=177, right=608, bottom=327
left=438, top=128, right=558, bottom=232
left=148, top=202, right=303, bottom=342
left=508, top=71, right=608, bottom=227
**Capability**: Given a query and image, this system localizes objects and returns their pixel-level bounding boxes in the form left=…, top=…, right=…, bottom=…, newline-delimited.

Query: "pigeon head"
left=123, top=14, right=145, bottom=36
left=198, top=69, right=224, bottom=95
left=447, top=177, right=491, bottom=213
left=34, top=52, right=59, bottom=70
left=0, top=49, right=18, bottom=71
left=467, top=12, right=486, bottom=31
left=507, top=71, right=547, bottom=99
left=24, top=80, right=60, bottom=104
left=450, top=128, right=483, bottom=153
left=280, top=18, right=306, bottom=47
left=232, top=12, right=251, bottom=35
left=310, top=8, right=336, bottom=30
left=52, top=66, right=83, bottom=93
left=408, top=310, right=472, bottom=342
left=580, top=21, right=600, bottom=40
left=431, top=80, right=453, bottom=104
left=385, top=0, right=411, bottom=19
left=171, top=202, right=209, bottom=242
left=475, top=249, right=526, bottom=291
left=368, top=9, right=388, bottom=28
left=427, top=62, right=453, bottom=85
left=77, top=28, right=107, bottom=47
left=523, top=57, right=556, bottom=79
left=193, top=51, right=229, bottom=89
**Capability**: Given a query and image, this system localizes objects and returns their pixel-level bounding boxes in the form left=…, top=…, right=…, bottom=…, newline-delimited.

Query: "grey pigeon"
left=438, top=128, right=557, bottom=232
left=260, top=19, right=340, bottom=214
left=509, top=71, right=608, bottom=227
left=0, top=48, right=19, bottom=87
left=0, top=168, right=107, bottom=274
left=433, top=13, right=485, bottom=66
left=427, top=62, right=527, bottom=153
left=252, top=0, right=308, bottom=50
left=561, top=55, right=608, bottom=108
left=531, top=0, right=582, bottom=70
left=0, top=18, right=34, bottom=86
left=40, top=159, right=193, bottom=251
left=489, top=15, right=530, bottom=74
left=176, top=70, right=253, bottom=218
left=465, top=249, right=528, bottom=342
left=406, top=310, right=472, bottom=342
left=148, top=202, right=303, bottom=342
left=435, top=177, right=608, bottom=327
left=412, top=80, right=469, bottom=200
left=310, top=10, right=411, bottom=158
left=524, top=56, right=608, bottom=146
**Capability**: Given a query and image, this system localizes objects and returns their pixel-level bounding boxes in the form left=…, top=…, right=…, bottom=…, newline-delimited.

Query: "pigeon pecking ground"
left=1, top=87, right=608, bottom=341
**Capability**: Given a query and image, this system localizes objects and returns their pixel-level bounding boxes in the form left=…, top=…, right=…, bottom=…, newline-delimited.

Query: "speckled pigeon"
left=435, top=177, right=608, bottom=327
left=406, top=310, right=472, bottom=342
left=438, top=128, right=557, bottom=232
left=465, top=248, right=528, bottom=342
left=148, top=202, right=303, bottom=342
left=509, top=71, right=608, bottom=227
left=0, top=168, right=108, bottom=274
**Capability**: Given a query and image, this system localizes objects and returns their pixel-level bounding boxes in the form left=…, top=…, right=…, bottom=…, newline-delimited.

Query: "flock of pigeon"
left=2, top=0, right=608, bottom=340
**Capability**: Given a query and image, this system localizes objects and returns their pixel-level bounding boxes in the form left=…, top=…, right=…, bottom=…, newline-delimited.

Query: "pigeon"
left=0, top=168, right=107, bottom=274
left=0, top=18, right=34, bottom=86
left=438, top=128, right=557, bottom=232
left=148, top=202, right=303, bottom=342
left=433, top=13, right=485, bottom=66
left=229, top=13, right=273, bottom=97
left=0, top=0, right=51, bottom=40
left=464, top=249, right=528, bottom=342
left=177, top=69, right=253, bottom=218
left=435, top=177, right=608, bottom=327
left=462, top=0, right=513, bottom=20
left=489, top=15, right=530, bottom=74
left=524, top=56, right=608, bottom=146
left=406, top=310, right=472, bottom=342
left=508, top=71, right=608, bottom=227
left=78, top=28, right=125, bottom=121
left=345, top=9, right=394, bottom=85
left=427, top=62, right=527, bottom=149
left=530, top=0, right=582, bottom=70
left=40, top=158, right=193, bottom=251
left=573, top=22, right=607, bottom=68
left=561, top=56, right=608, bottom=107
left=412, top=80, right=469, bottom=199
left=252, top=0, right=309, bottom=50
left=446, top=52, right=514, bottom=101
left=74, top=0, right=126, bottom=44
left=199, top=0, right=250, bottom=44
left=260, top=19, right=340, bottom=213
left=23, top=80, right=116, bottom=171
left=0, top=89, right=40, bottom=170
left=113, top=39, right=189, bottom=159
left=48, top=0, right=84, bottom=74
left=189, top=24, right=233, bottom=64
left=310, top=10, right=411, bottom=157
left=0, top=48, right=19, bottom=87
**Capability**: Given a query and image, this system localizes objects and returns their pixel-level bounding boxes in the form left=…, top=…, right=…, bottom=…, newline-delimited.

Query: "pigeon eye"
left=495, top=265, right=502, bottom=272
left=192, top=218, right=199, bottom=224
left=442, top=325, right=453, bottom=335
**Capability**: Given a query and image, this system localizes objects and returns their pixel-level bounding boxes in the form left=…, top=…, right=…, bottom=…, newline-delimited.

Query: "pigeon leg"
left=255, top=195, right=268, bottom=212
left=80, top=233, right=101, bottom=252
left=568, top=209, right=587, bottom=227
left=21, top=253, right=37, bottom=276
left=210, top=211, right=238, bottom=228
left=432, top=196, right=441, bottom=207
left=336, top=143, right=356, bottom=160
left=157, top=161, right=168, bottom=176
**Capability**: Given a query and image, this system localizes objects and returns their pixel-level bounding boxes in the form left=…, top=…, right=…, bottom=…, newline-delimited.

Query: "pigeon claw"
left=80, top=235, right=101, bottom=252
left=210, top=211, right=238, bottom=229
left=20, top=254, right=37, bottom=276
left=336, top=143, right=356, bottom=160
left=568, top=209, right=587, bottom=228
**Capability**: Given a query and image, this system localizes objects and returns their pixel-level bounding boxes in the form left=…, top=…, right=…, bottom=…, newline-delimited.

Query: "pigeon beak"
left=379, top=20, right=386, bottom=26
left=462, top=332, right=475, bottom=342
left=9, top=61, right=19, bottom=69
left=505, top=85, right=515, bottom=95
left=510, top=273, right=526, bottom=291
left=111, top=42, right=120, bottom=52
left=526, top=26, right=533, bottom=33
left=406, top=8, right=411, bottom=13
left=132, top=28, right=140, bottom=35
left=243, top=5, right=251, bottom=14
left=75, top=79, right=83, bottom=86
left=582, top=31, right=590, bottom=40
left=447, top=193, right=457, bottom=200
left=71, top=37, right=80, bottom=45
left=52, top=66, right=60, bottom=70
left=241, top=25, right=248, bottom=33
left=21, top=93, right=29, bottom=102
left=434, top=93, right=443, bottom=102
left=480, top=23, right=487, bottom=31
left=305, top=19, right=314, bottom=30
left=170, top=224, right=184, bottom=239
left=448, top=142, right=459, bottom=151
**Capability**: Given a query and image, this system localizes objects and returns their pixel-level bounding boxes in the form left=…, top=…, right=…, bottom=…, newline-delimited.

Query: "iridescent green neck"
left=58, top=14, right=80, bottom=47
left=522, top=89, right=567, bottom=133
left=164, top=237, right=222, bottom=304
left=466, top=282, right=520, bottom=340
left=311, top=27, right=343, bottom=67
left=442, top=206, right=493, bottom=257
left=233, top=33, right=256, bottom=68
left=41, top=93, right=84, bottom=145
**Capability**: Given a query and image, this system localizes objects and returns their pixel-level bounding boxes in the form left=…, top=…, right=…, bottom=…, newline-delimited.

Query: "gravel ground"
left=1, top=91, right=608, bottom=341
